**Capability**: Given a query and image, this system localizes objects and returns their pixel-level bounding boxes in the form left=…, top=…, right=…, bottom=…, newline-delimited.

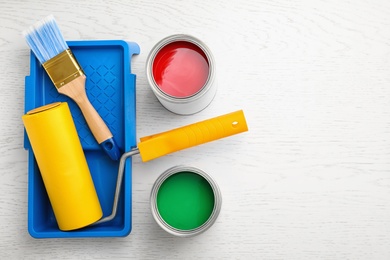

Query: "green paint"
left=156, top=171, right=215, bottom=230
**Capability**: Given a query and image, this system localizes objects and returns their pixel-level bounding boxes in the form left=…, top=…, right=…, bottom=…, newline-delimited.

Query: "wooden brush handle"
left=58, top=75, right=121, bottom=160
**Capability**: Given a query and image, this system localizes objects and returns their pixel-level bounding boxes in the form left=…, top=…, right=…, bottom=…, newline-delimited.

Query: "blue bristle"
left=23, top=15, right=68, bottom=64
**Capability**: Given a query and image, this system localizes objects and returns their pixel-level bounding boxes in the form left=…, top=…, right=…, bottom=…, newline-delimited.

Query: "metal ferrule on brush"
left=42, top=49, right=84, bottom=88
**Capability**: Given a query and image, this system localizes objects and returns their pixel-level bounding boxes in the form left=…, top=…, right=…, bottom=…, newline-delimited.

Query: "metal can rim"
left=146, top=34, right=216, bottom=102
left=150, top=165, right=222, bottom=237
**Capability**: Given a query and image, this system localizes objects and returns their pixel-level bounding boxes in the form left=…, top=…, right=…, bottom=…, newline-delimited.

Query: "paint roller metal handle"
left=137, top=110, right=248, bottom=162
left=94, top=110, right=248, bottom=226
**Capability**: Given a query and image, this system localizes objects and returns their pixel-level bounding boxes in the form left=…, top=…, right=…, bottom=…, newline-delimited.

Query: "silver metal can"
left=150, top=165, right=222, bottom=237
left=146, top=34, right=217, bottom=115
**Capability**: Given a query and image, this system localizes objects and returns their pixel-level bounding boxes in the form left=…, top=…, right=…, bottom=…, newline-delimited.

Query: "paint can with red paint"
left=146, top=34, right=217, bottom=115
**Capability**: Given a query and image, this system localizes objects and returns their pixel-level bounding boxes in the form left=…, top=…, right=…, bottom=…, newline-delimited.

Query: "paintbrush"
left=23, top=15, right=121, bottom=160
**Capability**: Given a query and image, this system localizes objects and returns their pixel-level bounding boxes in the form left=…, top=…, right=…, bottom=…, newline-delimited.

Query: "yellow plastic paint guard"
left=22, top=102, right=102, bottom=231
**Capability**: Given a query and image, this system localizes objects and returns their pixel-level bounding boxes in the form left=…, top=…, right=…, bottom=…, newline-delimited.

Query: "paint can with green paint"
left=150, top=166, right=222, bottom=237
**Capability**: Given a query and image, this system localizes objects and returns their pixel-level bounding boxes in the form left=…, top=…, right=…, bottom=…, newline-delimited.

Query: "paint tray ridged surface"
left=24, top=40, right=139, bottom=238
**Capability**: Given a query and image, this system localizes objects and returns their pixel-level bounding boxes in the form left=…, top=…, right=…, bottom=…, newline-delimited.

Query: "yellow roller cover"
left=22, top=102, right=102, bottom=231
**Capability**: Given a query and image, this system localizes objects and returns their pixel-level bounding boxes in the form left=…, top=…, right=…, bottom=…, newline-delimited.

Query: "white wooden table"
left=1, top=0, right=390, bottom=259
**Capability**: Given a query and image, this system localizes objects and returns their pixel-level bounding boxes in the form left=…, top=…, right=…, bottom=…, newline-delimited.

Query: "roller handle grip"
left=138, top=110, right=248, bottom=162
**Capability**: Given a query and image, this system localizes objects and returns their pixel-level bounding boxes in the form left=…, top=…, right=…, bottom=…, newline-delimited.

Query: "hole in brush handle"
left=100, top=138, right=121, bottom=161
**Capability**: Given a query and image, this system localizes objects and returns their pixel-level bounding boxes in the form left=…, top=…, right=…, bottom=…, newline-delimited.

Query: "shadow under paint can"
left=150, top=165, right=222, bottom=237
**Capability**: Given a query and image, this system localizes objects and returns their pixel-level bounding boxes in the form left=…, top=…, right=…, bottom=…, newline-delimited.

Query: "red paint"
left=152, top=41, right=209, bottom=98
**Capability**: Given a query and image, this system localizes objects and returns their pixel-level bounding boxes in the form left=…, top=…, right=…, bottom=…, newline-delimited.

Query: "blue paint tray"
left=24, top=40, right=140, bottom=238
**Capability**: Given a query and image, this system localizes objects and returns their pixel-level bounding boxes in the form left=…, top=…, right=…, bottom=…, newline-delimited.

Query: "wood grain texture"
left=1, top=0, right=390, bottom=259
